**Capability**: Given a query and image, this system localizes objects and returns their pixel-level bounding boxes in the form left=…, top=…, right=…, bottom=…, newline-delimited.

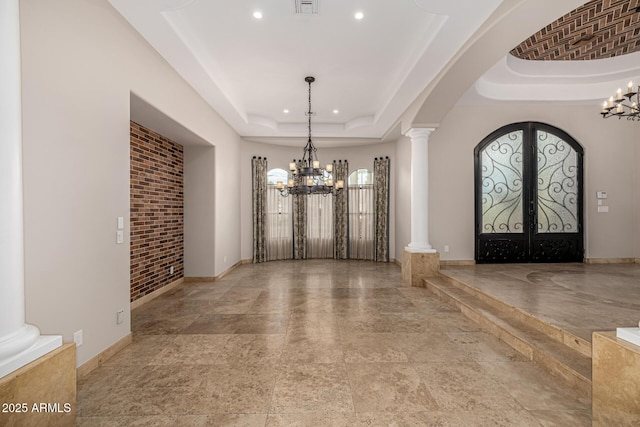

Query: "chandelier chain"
left=308, top=78, right=312, bottom=141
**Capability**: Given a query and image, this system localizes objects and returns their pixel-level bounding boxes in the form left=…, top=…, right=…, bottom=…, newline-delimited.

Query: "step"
left=437, top=273, right=591, bottom=358
left=423, top=275, right=592, bottom=398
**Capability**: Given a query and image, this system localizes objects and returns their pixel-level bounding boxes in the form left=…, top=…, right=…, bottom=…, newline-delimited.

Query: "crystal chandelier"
left=276, top=76, right=344, bottom=197
left=600, top=81, right=640, bottom=121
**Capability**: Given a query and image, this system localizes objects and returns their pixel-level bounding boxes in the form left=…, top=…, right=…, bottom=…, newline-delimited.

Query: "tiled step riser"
left=463, top=302, right=591, bottom=396
left=532, top=348, right=591, bottom=397
left=427, top=280, right=535, bottom=359
left=428, top=279, right=542, bottom=360
left=423, top=278, right=591, bottom=398
left=458, top=304, right=534, bottom=360
left=438, top=274, right=591, bottom=358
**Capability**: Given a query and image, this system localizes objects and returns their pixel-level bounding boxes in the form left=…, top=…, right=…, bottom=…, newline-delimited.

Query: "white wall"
left=240, top=140, right=397, bottom=261
left=20, top=0, right=241, bottom=366
left=394, top=135, right=412, bottom=260
left=418, top=103, right=638, bottom=261
left=184, top=146, right=216, bottom=277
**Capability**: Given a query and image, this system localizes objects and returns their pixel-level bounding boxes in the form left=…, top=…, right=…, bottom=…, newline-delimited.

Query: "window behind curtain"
left=348, top=169, right=374, bottom=260
left=266, top=169, right=292, bottom=261
left=306, top=194, right=334, bottom=258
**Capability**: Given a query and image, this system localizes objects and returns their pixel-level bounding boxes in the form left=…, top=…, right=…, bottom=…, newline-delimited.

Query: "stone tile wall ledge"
left=592, top=331, right=640, bottom=426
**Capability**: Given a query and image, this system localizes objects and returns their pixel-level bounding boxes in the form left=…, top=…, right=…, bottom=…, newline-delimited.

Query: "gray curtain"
left=333, top=160, right=348, bottom=259
left=374, top=157, right=390, bottom=262
left=293, top=162, right=307, bottom=259
left=252, top=156, right=268, bottom=263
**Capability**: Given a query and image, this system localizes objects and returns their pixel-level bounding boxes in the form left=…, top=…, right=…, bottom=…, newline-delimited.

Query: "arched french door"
left=474, top=122, right=584, bottom=263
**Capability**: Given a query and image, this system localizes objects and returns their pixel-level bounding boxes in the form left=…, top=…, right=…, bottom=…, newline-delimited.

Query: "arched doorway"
left=474, top=122, right=584, bottom=263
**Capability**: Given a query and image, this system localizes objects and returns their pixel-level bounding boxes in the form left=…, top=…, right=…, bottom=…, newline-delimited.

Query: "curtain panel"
left=307, top=194, right=334, bottom=258
left=348, top=184, right=375, bottom=260
left=374, top=157, right=390, bottom=262
left=252, top=157, right=268, bottom=263
left=293, top=161, right=307, bottom=259
left=266, top=187, right=293, bottom=261
left=333, top=160, right=349, bottom=259
left=293, top=195, right=307, bottom=259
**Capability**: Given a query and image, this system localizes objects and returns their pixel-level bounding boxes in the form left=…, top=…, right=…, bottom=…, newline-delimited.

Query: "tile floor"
left=77, top=260, right=591, bottom=426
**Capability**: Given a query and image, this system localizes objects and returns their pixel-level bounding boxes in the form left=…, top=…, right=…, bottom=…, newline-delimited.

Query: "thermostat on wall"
left=596, top=191, right=607, bottom=199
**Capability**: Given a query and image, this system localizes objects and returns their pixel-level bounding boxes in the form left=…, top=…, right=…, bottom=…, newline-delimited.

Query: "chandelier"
left=276, top=76, right=344, bottom=197
left=600, top=81, right=640, bottom=120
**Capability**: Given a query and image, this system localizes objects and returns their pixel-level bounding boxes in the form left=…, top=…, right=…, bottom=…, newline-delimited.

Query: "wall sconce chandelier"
left=276, top=76, right=344, bottom=197
left=600, top=81, right=640, bottom=121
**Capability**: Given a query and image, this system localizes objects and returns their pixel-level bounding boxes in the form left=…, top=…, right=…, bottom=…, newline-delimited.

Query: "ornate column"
left=0, top=0, right=61, bottom=378
left=402, top=127, right=440, bottom=286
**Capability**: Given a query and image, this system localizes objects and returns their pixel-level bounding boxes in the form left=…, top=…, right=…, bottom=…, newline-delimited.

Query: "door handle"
left=529, top=200, right=536, bottom=230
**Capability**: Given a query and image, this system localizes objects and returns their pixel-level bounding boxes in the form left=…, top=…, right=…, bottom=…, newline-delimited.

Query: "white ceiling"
left=108, top=0, right=503, bottom=144
left=110, top=0, right=639, bottom=145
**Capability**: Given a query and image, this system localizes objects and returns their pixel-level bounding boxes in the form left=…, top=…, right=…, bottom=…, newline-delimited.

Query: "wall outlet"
left=169, top=266, right=174, bottom=274
left=116, top=309, right=125, bottom=325
left=73, top=330, right=83, bottom=347
left=444, top=245, right=450, bottom=253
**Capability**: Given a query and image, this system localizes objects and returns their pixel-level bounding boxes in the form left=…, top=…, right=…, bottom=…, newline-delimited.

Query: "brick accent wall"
left=130, top=122, right=184, bottom=302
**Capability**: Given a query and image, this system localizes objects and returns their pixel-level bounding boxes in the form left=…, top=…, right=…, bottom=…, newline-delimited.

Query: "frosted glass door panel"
left=536, top=131, right=578, bottom=233
left=480, top=131, right=524, bottom=234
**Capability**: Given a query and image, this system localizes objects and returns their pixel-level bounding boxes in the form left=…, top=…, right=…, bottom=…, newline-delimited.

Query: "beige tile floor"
left=77, top=260, right=591, bottom=426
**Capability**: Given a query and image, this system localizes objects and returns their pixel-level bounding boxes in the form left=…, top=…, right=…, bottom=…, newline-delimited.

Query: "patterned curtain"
left=293, top=162, right=307, bottom=259
left=333, top=160, right=348, bottom=259
left=374, top=157, right=390, bottom=262
left=252, top=157, right=268, bottom=263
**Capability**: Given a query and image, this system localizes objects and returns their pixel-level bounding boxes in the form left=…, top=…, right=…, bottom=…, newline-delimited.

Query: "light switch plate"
left=597, top=206, right=609, bottom=213
left=117, top=216, right=124, bottom=230
left=73, top=330, right=83, bottom=347
left=116, top=309, right=125, bottom=325
left=116, top=230, right=124, bottom=244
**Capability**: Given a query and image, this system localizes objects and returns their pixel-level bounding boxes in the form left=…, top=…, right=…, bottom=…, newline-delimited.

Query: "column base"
left=0, top=342, right=75, bottom=427
left=0, top=335, right=62, bottom=379
left=402, top=249, right=440, bottom=286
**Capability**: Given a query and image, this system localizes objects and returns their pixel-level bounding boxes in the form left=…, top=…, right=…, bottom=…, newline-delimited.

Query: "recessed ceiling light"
left=354, top=11, right=364, bottom=20
left=283, top=109, right=289, bottom=114
left=253, top=11, right=263, bottom=19
left=333, top=109, right=339, bottom=114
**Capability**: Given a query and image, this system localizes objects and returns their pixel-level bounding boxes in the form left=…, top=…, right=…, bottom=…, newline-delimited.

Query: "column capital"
left=405, top=127, right=437, bottom=141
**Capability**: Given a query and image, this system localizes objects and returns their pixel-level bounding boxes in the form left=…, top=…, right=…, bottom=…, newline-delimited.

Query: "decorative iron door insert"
left=475, top=122, right=583, bottom=263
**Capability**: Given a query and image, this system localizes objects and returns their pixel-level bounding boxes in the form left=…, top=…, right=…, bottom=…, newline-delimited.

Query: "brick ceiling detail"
left=511, top=0, right=640, bottom=60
